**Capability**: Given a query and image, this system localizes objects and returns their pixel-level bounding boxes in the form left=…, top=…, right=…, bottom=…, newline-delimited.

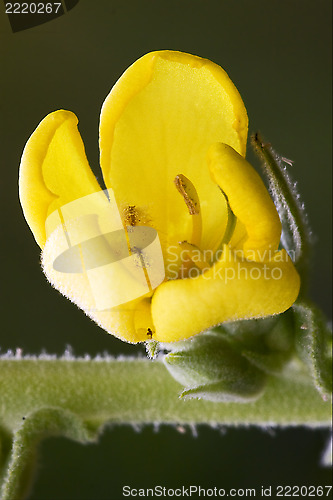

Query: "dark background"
left=0, top=1, right=332, bottom=498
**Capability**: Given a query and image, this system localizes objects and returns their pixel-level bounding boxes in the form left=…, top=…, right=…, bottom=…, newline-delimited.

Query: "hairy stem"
left=0, top=356, right=331, bottom=432
left=0, top=354, right=331, bottom=499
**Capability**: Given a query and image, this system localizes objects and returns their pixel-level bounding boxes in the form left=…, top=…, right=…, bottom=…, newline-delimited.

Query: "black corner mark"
left=3, top=0, right=81, bottom=33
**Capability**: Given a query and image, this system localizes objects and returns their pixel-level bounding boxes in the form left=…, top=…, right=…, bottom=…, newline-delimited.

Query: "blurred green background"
left=0, top=1, right=332, bottom=498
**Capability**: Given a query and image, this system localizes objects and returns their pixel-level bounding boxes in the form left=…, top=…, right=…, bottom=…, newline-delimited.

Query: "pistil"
left=211, top=190, right=237, bottom=264
left=178, top=241, right=210, bottom=272
left=174, top=174, right=237, bottom=274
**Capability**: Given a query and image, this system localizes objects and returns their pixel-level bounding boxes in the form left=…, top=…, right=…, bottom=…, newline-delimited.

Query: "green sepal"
left=181, top=374, right=266, bottom=402
left=223, top=313, right=294, bottom=347
left=164, top=331, right=267, bottom=402
left=293, top=301, right=332, bottom=400
left=216, top=311, right=295, bottom=375
left=252, top=133, right=311, bottom=292
left=241, top=350, right=292, bottom=376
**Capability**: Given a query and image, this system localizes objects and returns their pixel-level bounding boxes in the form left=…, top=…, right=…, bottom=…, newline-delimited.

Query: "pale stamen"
left=122, top=205, right=153, bottom=293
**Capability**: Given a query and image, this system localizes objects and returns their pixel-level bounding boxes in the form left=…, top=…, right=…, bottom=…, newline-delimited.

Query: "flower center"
left=135, top=175, right=237, bottom=341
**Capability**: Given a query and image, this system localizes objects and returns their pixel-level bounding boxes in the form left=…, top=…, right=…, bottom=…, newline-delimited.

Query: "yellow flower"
left=19, top=50, right=300, bottom=344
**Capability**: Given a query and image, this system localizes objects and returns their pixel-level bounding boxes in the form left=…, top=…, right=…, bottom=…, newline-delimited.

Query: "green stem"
left=0, top=355, right=331, bottom=499
left=1, top=357, right=330, bottom=431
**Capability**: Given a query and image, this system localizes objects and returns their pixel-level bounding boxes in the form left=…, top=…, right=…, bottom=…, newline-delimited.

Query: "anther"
left=174, top=175, right=199, bottom=215
left=174, top=174, right=202, bottom=246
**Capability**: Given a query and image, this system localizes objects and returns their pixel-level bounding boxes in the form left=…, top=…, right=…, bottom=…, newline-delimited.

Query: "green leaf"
left=293, top=301, right=332, bottom=400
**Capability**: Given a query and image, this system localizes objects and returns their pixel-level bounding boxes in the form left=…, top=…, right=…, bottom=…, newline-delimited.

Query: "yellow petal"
left=40, top=190, right=164, bottom=343
left=208, top=143, right=282, bottom=258
left=151, top=245, right=300, bottom=342
left=41, top=220, right=154, bottom=343
left=99, top=51, right=248, bottom=269
left=19, top=110, right=101, bottom=248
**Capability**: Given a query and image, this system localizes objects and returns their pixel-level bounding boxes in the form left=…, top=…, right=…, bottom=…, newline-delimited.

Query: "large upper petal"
left=19, top=110, right=101, bottom=248
left=99, top=51, right=248, bottom=266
